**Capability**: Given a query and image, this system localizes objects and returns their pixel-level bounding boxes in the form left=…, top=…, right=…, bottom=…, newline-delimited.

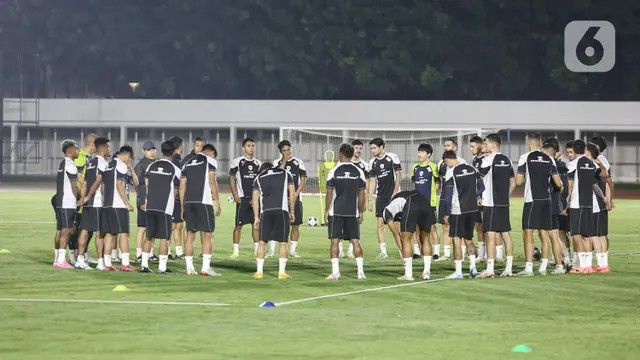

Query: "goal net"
left=281, top=127, right=491, bottom=195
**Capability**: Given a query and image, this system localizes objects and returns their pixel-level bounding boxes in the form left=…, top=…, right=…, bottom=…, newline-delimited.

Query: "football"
left=227, top=196, right=235, bottom=203
left=307, top=216, right=318, bottom=227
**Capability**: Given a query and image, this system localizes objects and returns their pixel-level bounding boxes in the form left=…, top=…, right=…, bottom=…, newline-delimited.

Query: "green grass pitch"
left=0, top=191, right=639, bottom=359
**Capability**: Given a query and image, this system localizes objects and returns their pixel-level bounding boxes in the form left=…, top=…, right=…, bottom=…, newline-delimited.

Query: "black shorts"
left=593, top=210, right=608, bottom=236
left=172, top=199, right=183, bottom=223
left=437, top=200, right=448, bottom=224
left=328, top=216, right=360, bottom=240
left=146, top=210, right=173, bottom=240
left=100, top=208, right=130, bottom=235
left=56, top=208, right=77, bottom=230
left=79, top=207, right=101, bottom=232
left=482, top=206, right=511, bottom=232
left=449, top=212, right=475, bottom=239
left=522, top=200, right=553, bottom=230
left=235, top=198, right=255, bottom=226
left=400, top=197, right=433, bottom=233
left=184, top=203, right=215, bottom=233
left=375, top=195, right=392, bottom=218
left=557, top=214, right=569, bottom=232
left=291, top=200, right=303, bottom=225
left=569, top=208, right=594, bottom=237
left=475, top=207, right=483, bottom=224
left=382, top=209, right=402, bottom=224
left=137, top=204, right=147, bottom=227
left=259, top=210, right=290, bottom=242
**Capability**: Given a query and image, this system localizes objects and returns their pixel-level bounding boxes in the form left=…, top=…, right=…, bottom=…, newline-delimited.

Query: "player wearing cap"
left=324, top=143, right=367, bottom=280
left=252, top=162, right=296, bottom=280
left=53, top=140, right=81, bottom=269
left=134, top=141, right=157, bottom=262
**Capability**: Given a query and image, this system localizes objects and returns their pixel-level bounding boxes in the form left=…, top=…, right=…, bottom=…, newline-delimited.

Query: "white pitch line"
left=274, top=277, right=450, bottom=307
left=0, top=298, right=230, bottom=307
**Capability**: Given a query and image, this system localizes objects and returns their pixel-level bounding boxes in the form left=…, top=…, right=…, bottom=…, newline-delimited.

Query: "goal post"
left=280, top=127, right=496, bottom=222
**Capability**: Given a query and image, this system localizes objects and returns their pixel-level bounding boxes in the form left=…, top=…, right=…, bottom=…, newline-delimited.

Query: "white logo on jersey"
left=150, top=167, right=172, bottom=176
left=379, top=163, right=384, bottom=169
left=293, top=161, right=298, bottom=166
left=248, top=165, right=254, bottom=170
left=286, top=165, right=291, bottom=171
left=419, top=171, right=424, bottom=176
left=531, top=156, right=550, bottom=163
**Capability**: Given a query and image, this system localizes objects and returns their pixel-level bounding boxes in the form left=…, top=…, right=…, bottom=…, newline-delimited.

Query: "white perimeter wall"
left=3, top=98, right=640, bottom=131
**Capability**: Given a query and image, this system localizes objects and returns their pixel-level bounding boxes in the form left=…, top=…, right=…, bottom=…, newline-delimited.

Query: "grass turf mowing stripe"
left=274, top=276, right=451, bottom=307
left=0, top=298, right=231, bottom=307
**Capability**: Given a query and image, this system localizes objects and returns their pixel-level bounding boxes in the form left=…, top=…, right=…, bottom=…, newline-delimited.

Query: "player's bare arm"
left=116, top=179, right=133, bottom=212
left=324, top=188, right=333, bottom=224
left=252, top=189, right=260, bottom=227
left=209, top=170, right=221, bottom=216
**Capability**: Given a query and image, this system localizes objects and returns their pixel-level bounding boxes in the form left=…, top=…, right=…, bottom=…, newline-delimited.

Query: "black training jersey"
left=445, top=164, right=484, bottom=215
left=568, top=156, right=600, bottom=210
left=102, top=158, right=129, bottom=208
left=171, top=154, right=182, bottom=188
left=556, top=158, right=569, bottom=209
left=181, top=153, right=218, bottom=205
left=253, top=167, right=293, bottom=213
left=594, top=154, right=610, bottom=211
left=478, top=153, right=514, bottom=207
left=134, top=157, right=154, bottom=205
left=384, top=190, right=416, bottom=217
left=352, top=159, right=372, bottom=179
left=369, top=152, right=401, bottom=198
left=55, top=157, right=79, bottom=209
left=181, top=151, right=198, bottom=168
left=517, top=150, right=558, bottom=203
left=145, top=159, right=182, bottom=215
left=230, top=156, right=262, bottom=198
left=84, top=155, right=109, bottom=207
left=472, top=155, right=484, bottom=172
left=274, top=157, right=307, bottom=189
left=326, top=162, right=367, bottom=217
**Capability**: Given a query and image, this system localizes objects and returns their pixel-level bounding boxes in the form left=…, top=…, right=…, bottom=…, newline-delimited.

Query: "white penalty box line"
left=274, top=277, right=450, bottom=307
left=0, top=298, right=231, bottom=307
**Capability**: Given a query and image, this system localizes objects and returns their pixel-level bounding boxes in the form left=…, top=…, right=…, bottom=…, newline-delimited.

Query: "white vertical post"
left=161, top=131, right=165, bottom=142
left=120, top=125, right=127, bottom=148
left=457, top=130, right=463, bottom=155
left=574, top=128, right=581, bottom=140
left=53, top=129, right=57, bottom=174
left=134, top=131, right=139, bottom=152
left=612, top=133, right=617, bottom=171
left=229, top=126, right=237, bottom=162
left=342, top=129, right=349, bottom=144
left=10, top=124, right=17, bottom=175
left=189, top=131, right=193, bottom=151
left=216, top=130, right=220, bottom=146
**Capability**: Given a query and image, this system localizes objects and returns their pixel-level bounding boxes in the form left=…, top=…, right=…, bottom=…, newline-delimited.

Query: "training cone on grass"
left=112, top=285, right=130, bottom=292
left=511, top=344, right=532, bottom=353
left=259, top=301, right=276, bottom=308
left=0, top=249, right=11, bottom=254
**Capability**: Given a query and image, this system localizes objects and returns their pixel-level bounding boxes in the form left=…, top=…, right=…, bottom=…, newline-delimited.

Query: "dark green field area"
left=0, top=191, right=639, bottom=360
